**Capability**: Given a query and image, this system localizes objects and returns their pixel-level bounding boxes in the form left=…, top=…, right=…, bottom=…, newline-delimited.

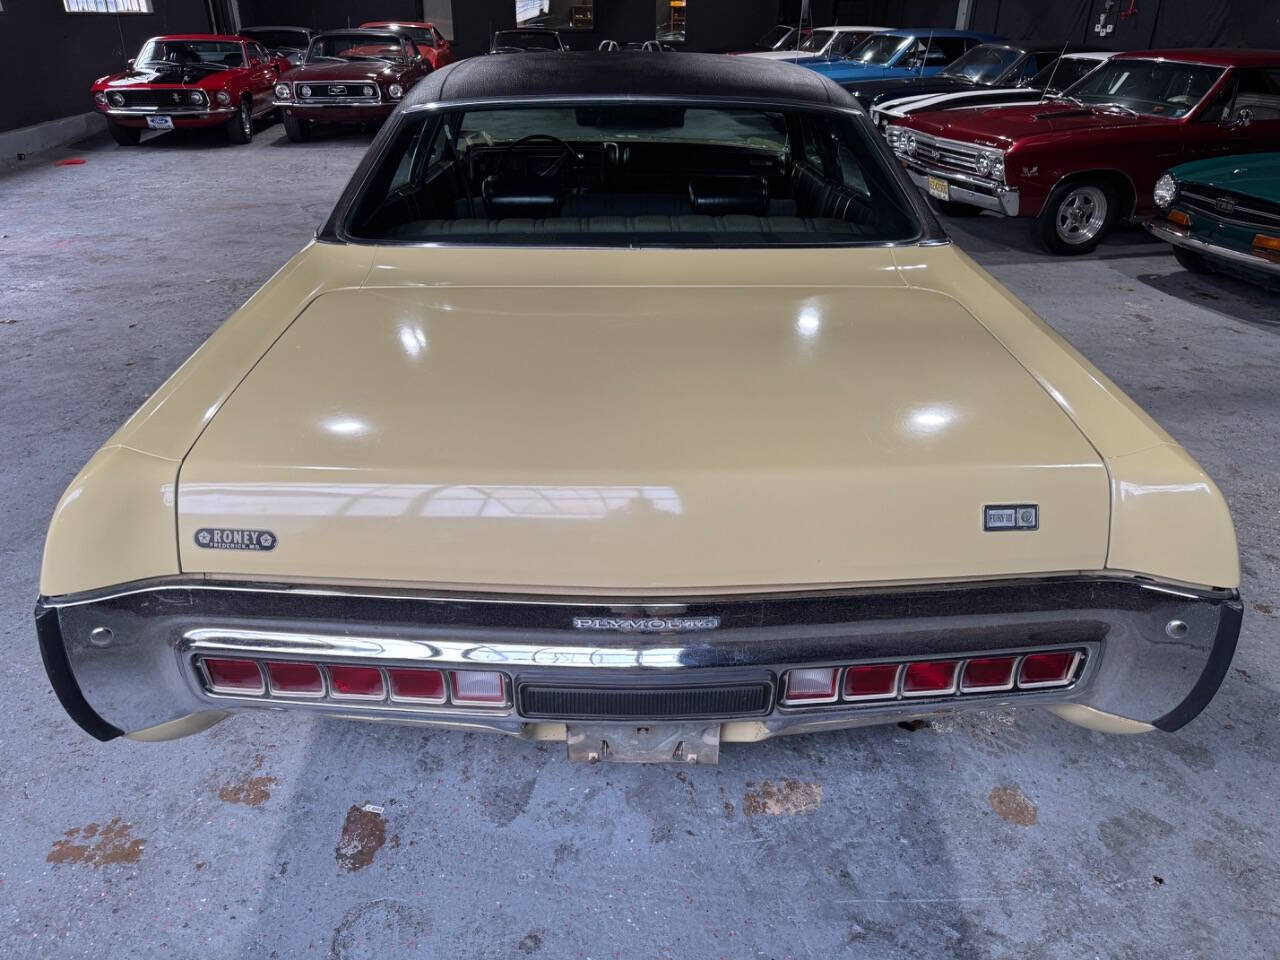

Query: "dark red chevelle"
left=273, top=30, right=431, bottom=142
left=885, top=49, right=1280, bottom=253
left=92, top=34, right=289, bottom=145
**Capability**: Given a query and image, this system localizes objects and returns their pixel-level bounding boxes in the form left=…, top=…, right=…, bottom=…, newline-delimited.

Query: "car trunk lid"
left=177, top=282, right=1109, bottom=592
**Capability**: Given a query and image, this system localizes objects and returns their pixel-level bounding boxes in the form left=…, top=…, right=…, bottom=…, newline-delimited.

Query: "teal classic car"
left=1149, top=152, right=1280, bottom=289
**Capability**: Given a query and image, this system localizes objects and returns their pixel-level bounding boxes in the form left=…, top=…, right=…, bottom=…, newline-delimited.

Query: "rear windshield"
left=343, top=103, right=921, bottom=247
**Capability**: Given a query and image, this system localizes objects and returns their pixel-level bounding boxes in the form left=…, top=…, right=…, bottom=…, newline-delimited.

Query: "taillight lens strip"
left=782, top=648, right=1083, bottom=708
left=194, top=656, right=506, bottom=710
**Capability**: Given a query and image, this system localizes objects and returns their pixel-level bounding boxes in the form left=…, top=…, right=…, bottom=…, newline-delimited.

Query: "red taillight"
left=327, top=665, right=385, bottom=700
left=202, top=657, right=264, bottom=694
left=265, top=661, right=324, bottom=697
left=961, top=656, right=1017, bottom=693
left=901, top=660, right=959, bottom=696
left=450, top=670, right=507, bottom=705
left=387, top=667, right=446, bottom=703
left=843, top=663, right=899, bottom=700
left=1018, top=651, right=1078, bottom=688
left=782, top=667, right=839, bottom=704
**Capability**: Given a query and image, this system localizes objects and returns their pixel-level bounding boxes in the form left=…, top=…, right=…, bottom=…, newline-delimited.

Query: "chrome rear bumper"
left=36, top=575, right=1240, bottom=746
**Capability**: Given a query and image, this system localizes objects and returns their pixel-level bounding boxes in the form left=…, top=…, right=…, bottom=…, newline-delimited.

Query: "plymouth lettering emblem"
left=195, top=528, right=278, bottom=551
left=572, top=616, right=721, bottom=633
left=329, top=85, right=347, bottom=96
left=1213, top=197, right=1236, bottom=214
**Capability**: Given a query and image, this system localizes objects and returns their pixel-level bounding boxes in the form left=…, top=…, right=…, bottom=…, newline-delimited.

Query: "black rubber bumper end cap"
left=1153, top=599, right=1243, bottom=733
left=35, top=602, right=123, bottom=742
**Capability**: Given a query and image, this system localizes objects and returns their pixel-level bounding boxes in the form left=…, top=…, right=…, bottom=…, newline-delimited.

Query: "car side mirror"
left=126, top=58, right=135, bottom=70
left=1233, top=107, right=1255, bottom=129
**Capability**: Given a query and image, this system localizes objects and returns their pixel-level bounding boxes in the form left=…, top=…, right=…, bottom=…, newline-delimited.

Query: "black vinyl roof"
left=403, top=52, right=858, bottom=109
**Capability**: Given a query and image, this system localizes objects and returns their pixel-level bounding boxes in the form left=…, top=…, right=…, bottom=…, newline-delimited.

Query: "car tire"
left=1032, top=178, right=1119, bottom=255
left=225, top=99, right=253, bottom=144
left=107, top=120, right=141, bottom=146
left=282, top=113, right=311, bottom=142
left=1173, top=245, right=1213, bottom=274
left=933, top=199, right=984, bottom=217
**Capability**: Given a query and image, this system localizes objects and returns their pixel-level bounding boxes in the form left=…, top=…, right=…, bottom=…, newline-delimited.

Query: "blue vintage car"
left=804, top=28, right=1005, bottom=88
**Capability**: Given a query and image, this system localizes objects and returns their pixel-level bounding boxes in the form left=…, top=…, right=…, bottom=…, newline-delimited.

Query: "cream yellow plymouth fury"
left=37, top=54, right=1241, bottom=763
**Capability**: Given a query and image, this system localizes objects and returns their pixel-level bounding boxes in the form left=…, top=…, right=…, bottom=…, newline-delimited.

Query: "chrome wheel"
left=240, top=102, right=252, bottom=139
left=1055, top=185, right=1107, bottom=246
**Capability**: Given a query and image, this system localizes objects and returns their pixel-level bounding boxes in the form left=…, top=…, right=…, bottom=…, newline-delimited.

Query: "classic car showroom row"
left=2, top=0, right=1280, bottom=957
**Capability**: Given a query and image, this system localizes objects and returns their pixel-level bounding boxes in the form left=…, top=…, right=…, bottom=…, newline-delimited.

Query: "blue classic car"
left=805, top=28, right=1004, bottom=88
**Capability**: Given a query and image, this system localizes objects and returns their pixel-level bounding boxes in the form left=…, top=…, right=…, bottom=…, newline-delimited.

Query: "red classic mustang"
left=360, top=20, right=457, bottom=71
left=273, top=29, right=431, bottom=142
left=884, top=49, right=1280, bottom=253
left=91, top=34, right=290, bottom=146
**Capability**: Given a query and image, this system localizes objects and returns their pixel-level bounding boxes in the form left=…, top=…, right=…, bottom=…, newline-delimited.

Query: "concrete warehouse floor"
left=2, top=121, right=1278, bottom=960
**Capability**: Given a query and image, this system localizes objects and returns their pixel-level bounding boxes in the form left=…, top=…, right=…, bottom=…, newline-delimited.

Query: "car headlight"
left=884, top=125, right=901, bottom=149
left=1153, top=173, right=1178, bottom=210
left=109, top=91, right=125, bottom=107
left=94, top=91, right=108, bottom=105
left=188, top=91, right=206, bottom=105
left=300, top=85, right=312, bottom=98
left=990, top=153, right=1005, bottom=182
left=388, top=83, right=404, bottom=99
left=273, top=84, right=290, bottom=100
left=904, top=133, right=917, bottom=157
left=975, top=154, right=991, bottom=177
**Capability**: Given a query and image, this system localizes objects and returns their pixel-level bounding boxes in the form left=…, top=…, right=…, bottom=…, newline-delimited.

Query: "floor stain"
left=330, top=899, right=431, bottom=958
left=47, top=818, right=146, bottom=867
left=1254, top=602, right=1273, bottom=615
left=518, top=931, right=543, bottom=954
left=742, top=779, right=822, bottom=816
left=335, top=805, right=387, bottom=872
left=988, top=785, right=1037, bottom=827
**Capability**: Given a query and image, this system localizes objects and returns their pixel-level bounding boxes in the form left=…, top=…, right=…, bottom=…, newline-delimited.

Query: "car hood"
left=281, top=60, right=403, bottom=82
left=1173, top=151, right=1280, bottom=202
left=902, top=100, right=1161, bottom=148
left=176, top=280, right=1109, bottom=591
left=739, top=50, right=825, bottom=63
left=101, top=66, right=229, bottom=89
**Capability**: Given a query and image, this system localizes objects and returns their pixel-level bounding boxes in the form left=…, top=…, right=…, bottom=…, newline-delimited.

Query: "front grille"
left=1180, top=187, right=1280, bottom=233
left=911, top=132, right=984, bottom=176
left=519, top=682, right=772, bottom=720
left=293, top=81, right=380, bottom=104
left=116, top=89, right=206, bottom=109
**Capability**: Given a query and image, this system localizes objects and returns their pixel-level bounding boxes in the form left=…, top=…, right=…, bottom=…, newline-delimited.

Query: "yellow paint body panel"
left=40, top=241, right=1238, bottom=597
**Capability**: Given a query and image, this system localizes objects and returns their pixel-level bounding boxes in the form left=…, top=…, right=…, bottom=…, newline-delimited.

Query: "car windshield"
left=757, top=25, right=793, bottom=49
left=137, top=40, right=243, bottom=69
left=308, top=34, right=409, bottom=63
left=1062, top=59, right=1223, bottom=117
left=344, top=103, right=920, bottom=248
left=242, top=29, right=308, bottom=50
left=845, top=34, right=909, bottom=66
left=371, top=24, right=437, bottom=48
left=1028, top=55, right=1104, bottom=92
left=494, top=30, right=559, bottom=50
left=798, top=29, right=839, bottom=53
left=942, top=45, right=1022, bottom=83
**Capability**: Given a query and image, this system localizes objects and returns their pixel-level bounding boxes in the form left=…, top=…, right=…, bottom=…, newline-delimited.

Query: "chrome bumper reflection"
left=1147, top=219, right=1280, bottom=278
left=37, top=575, right=1240, bottom=742
left=903, top=163, right=1020, bottom=216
